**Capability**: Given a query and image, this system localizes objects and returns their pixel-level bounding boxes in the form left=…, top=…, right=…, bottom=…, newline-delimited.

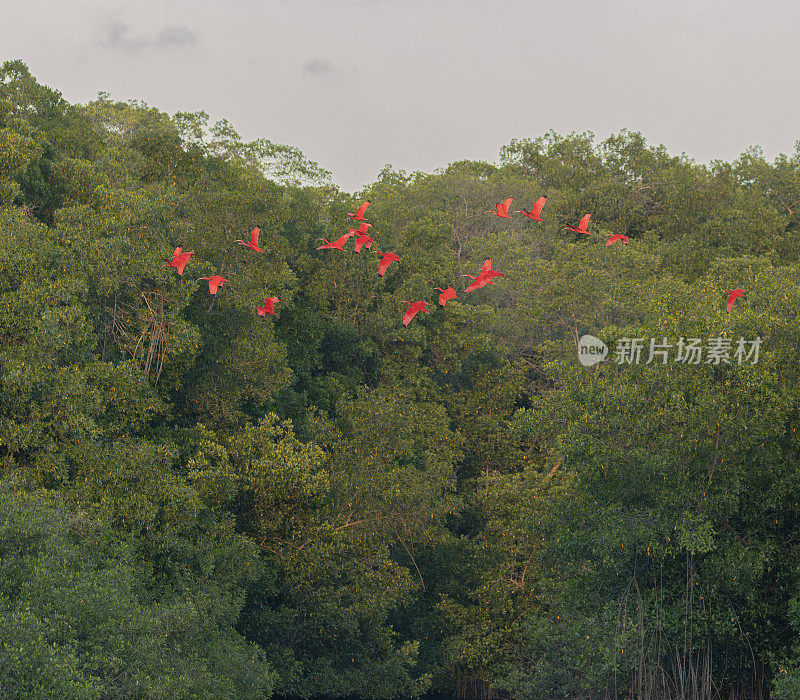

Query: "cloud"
left=103, top=22, right=142, bottom=50
left=154, top=26, right=196, bottom=49
left=100, top=22, right=197, bottom=51
left=302, top=58, right=333, bottom=78
left=302, top=58, right=358, bottom=80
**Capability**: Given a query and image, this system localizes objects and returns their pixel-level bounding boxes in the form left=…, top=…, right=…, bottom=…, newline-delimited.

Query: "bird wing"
left=726, top=290, right=744, bottom=312
left=378, top=255, right=397, bottom=275
left=463, top=280, right=480, bottom=293
left=579, top=214, right=591, bottom=230
left=464, top=276, right=488, bottom=293
left=357, top=201, right=370, bottom=218
left=250, top=227, right=260, bottom=247
left=482, top=259, right=493, bottom=272
left=333, top=232, right=354, bottom=248
left=173, top=247, right=182, bottom=258
left=530, top=196, right=547, bottom=218
left=499, top=198, right=513, bottom=215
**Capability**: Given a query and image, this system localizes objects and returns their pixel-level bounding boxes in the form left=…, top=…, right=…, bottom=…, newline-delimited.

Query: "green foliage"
left=4, top=60, right=800, bottom=698
left=0, top=484, right=275, bottom=699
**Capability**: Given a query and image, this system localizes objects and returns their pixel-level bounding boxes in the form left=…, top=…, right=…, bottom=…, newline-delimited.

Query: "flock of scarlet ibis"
left=495, top=196, right=626, bottom=247
left=164, top=226, right=281, bottom=313
left=503, top=196, right=746, bottom=313
left=314, top=200, right=507, bottom=325
left=163, top=196, right=747, bottom=323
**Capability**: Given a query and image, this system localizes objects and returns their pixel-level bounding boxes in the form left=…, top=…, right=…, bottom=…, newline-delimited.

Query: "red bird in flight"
left=164, top=247, right=194, bottom=276
left=401, top=300, right=430, bottom=326
left=256, top=297, right=280, bottom=316
left=350, top=222, right=375, bottom=252
left=566, top=214, right=592, bottom=234
left=317, top=232, right=356, bottom=250
left=354, top=233, right=374, bottom=252
left=462, top=259, right=505, bottom=293
left=375, top=250, right=401, bottom=276
left=235, top=226, right=264, bottom=252
left=515, top=196, right=547, bottom=221
left=605, top=234, right=629, bottom=246
left=347, top=201, right=371, bottom=221
left=199, top=275, right=228, bottom=295
left=489, top=198, right=514, bottom=218
left=435, top=287, right=457, bottom=306
left=726, top=289, right=745, bottom=313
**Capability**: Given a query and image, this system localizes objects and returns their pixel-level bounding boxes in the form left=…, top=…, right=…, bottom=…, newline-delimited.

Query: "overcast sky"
left=3, top=0, right=799, bottom=191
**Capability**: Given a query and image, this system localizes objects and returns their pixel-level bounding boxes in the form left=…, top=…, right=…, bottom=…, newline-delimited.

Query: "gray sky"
left=3, top=0, right=799, bottom=191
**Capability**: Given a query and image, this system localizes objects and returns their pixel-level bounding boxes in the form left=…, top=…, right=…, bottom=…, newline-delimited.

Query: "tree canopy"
left=2, top=60, right=800, bottom=698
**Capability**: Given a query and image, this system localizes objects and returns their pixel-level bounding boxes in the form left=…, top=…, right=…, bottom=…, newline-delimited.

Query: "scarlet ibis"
left=515, top=196, right=547, bottom=221
left=256, top=297, right=280, bottom=316
left=401, top=300, right=430, bottom=326
left=435, top=287, right=457, bottom=306
left=566, top=214, right=592, bottom=234
left=726, top=289, right=745, bottom=313
left=462, top=274, right=496, bottom=293
left=199, top=276, right=228, bottom=295
left=235, top=226, right=264, bottom=252
left=350, top=222, right=375, bottom=252
left=462, top=259, right=505, bottom=293
left=317, top=231, right=356, bottom=250
left=354, top=234, right=374, bottom=252
left=605, top=234, right=629, bottom=246
left=164, top=247, right=194, bottom=276
left=489, top=198, right=514, bottom=218
left=375, top=250, right=401, bottom=276
left=347, top=200, right=370, bottom=221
